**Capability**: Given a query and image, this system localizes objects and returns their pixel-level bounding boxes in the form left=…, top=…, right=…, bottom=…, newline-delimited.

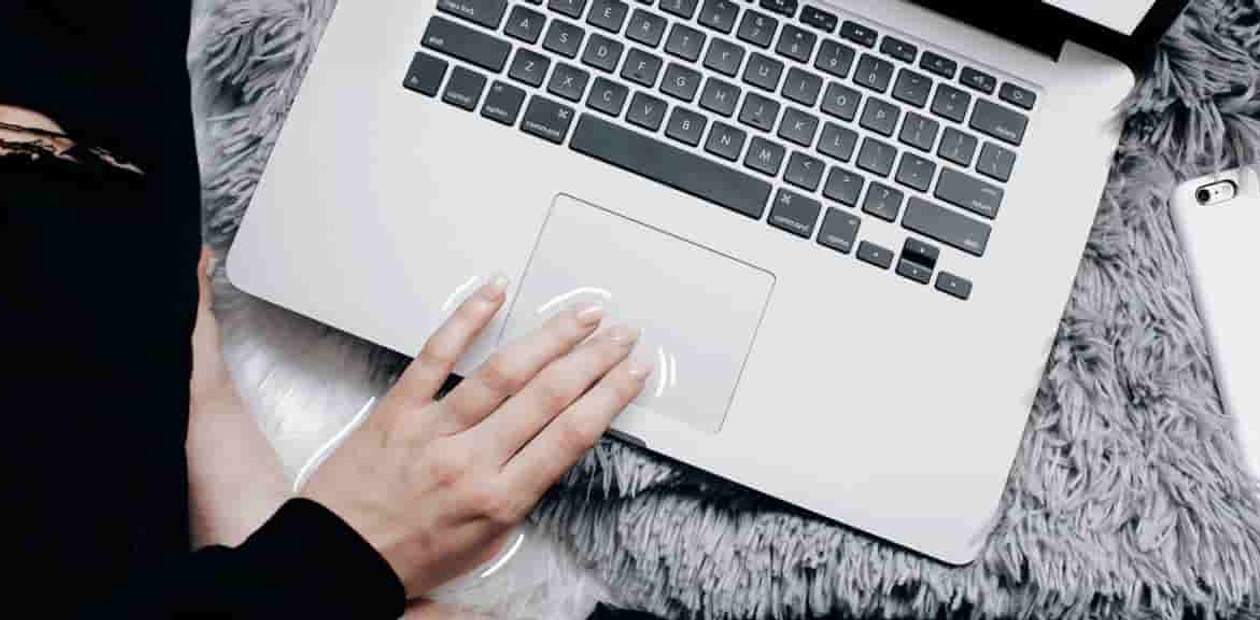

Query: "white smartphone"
left=1171, top=166, right=1260, bottom=476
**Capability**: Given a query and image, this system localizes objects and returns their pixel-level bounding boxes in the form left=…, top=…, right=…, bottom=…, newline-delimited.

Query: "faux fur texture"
left=190, top=0, right=1260, bottom=617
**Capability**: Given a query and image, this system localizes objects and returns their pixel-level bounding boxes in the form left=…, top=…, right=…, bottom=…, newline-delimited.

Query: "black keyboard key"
left=898, top=112, right=939, bottom=152
left=891, top=69, right=932, bottom=108
left=743, top=53, right=784, bottom=91
left=442, top=65, right=488, bottom=110
left=660, top=0, right=699, bottom=19
left=759, top=0, right=797, bottom=18
left=817, top=122, right=857, bottom=161
left=738, top=92, right=780, bottom=132
left=901, top=237, right=939, bottom=269
left=571, top=114, right=772, bottom=217
left=817, top=208, right=860, bottom=253
left=661, top=63, right=703, bottom=101
left=936, top=167, right=1003, bottom=219
left=970, top=99, right=1027, bottom=146
left=403, top=52, right=448, bottom=97
left=775, top=24, right=816, bottom=63
left=857, top=241, right=893, bottom=269
left=782, top=67, right=822, bottom=106
left=588, top=0, right=629, bottom=32
left=930, top=84, right=970, bottom=123
left=768, top=188, right=821, bottom=238
left=853, top=54, right=894, bottom=93
left=527, top=0, right=542, bottom=4
left=520, top=95, right=576, bottom=143
left=543, top=19, right=586, bottom=58
left=814, top=39, right=855, bottom=78
left=627, top=91, right=669, bottom=130
left=744, top=136, right=786, bottom=176
left=577, top=37, right=622, bottom=74
left=665, top=107, right=708, bottom=146
left=626, top=9, right=667, bottom=47
left=823, top=166, right=863, bottom=206
left=481, top=80, right=527, bottom=124
left=698, top=0, right=740, bottom=34
left=861, top=181, right=903, bottom=221
left=621, top=48, right=663, bottom=86
left=547, top=63, right=591, bottom=101
left=699, top=77, right=741, bottom=116
left=839, top=21, right=876, bottom=47
left=548, top=0, right=588, bottom=19
left=509, top=48, right=552, bottom=87
left=896, top=256, right=933, bottom=284
left=736, top=10, right=778, bottom=48
left=919, top=50, right=956, bottom=79
left=902, top=196, right=990, bottom=256
left=423, top=16, right=513, bottom=73
left=859, top=98, right=899, bottom=136
left=959, top=66, right=996, bottom=93
left=937, top=127, right=977, bottom=167
left=704, top=38, right=746, bottom=77
left=704, top=121, right=747, bottom=161
left=894, top=152, right=935, bottom=192
left=437, top=0, right=510, bottom=29
left=777, top=107, right=818, bottom=147
left=999, top=82, right=1036, bottom=110
left=879, top=36, right=917, bottom=63
left=856, top=137, right=896, bottom=177
left=820, top=82, right=860, bottom=121
left=664, top=23, right=706, bottom=61
left=582, top=34, right=625, bottom=72
left=800, top=5, right=837, bottom=32
left=587, top=77, right=629, bottom=115
left=936, top=271, right=972, bottom=300
left=784, top=151, right=825, bottom=191
left=505, top=5, right=547, bottom=43
left=976, top=142, right=1016, bottom=182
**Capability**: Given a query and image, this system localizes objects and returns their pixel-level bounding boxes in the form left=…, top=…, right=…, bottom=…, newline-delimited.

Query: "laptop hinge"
left=911, top=1, right=1067, bottom=61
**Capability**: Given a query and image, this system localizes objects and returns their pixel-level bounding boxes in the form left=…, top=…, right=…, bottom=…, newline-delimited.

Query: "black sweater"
left=1, top=4, right=404, bottom=616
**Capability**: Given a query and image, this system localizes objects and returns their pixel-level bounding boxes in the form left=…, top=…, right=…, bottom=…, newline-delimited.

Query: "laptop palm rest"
left=500, top=194, right=774, bottom=435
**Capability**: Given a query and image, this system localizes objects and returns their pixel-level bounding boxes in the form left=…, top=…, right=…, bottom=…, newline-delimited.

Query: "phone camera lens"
left=1196, top=188, right=1212, bottom=204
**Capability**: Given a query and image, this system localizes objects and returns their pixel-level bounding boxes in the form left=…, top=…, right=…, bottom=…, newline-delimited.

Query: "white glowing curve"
left=536, top=287, right=613, bottom=315
left=668, top=351, right=677, bottom=389
left=654, top=347, right=669, bottom=398
left=440, top=276, right=482, bottom=314
left=478, top=531, right=527, bottom=579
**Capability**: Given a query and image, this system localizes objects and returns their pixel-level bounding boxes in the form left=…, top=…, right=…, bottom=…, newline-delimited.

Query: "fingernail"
left=574, top=302, right=606, bottom=327
left=627, top=359, right=654, bottom=380
left=606, top=324, right=640, bottom=345
left=483, top=273, right=509, bottom=299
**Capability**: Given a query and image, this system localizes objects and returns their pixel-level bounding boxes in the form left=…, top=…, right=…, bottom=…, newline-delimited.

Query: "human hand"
left=300, top=275, right=651, bottom=597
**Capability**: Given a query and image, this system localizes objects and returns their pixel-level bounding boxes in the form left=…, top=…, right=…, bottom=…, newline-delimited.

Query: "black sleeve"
left=88, top=499, right=406, bottom=618
left=1, top=5, right=404, bottom=617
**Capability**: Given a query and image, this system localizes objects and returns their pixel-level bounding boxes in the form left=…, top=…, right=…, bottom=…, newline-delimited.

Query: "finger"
left=434, top=302, right=606, bottom=436
left=503, top=356, right=651, bottom=499
left=467, top=324, right=640, bottom=463
left=393, top=275, right=509, bottom=406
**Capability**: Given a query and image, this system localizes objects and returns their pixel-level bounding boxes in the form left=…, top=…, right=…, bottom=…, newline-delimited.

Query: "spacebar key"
left=570, top=114, right=772, bottom=219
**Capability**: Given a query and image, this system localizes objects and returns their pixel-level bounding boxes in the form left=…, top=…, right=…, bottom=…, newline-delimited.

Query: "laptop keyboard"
left=405, top=0, right=1040, bottom=301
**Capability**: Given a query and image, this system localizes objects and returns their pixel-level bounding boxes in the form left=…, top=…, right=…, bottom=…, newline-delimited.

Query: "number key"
left=814, top=39, right=855, bottom=78
left=853, top=53, right=893, bottom=93
left=736, top=10, right=778, bottom=48
left=775, top=24, right=816, bottom=63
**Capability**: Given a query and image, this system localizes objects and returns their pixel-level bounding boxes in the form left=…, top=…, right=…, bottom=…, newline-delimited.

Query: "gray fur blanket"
left=191, top=0, right=1260, bottom=617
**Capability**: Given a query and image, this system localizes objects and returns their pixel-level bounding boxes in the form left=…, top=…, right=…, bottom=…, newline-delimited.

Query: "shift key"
left=902, top=197, right=990, bottom=256
left=437, top=0, right=509, bottom=29
left=423, top=15, right=512, bottom=73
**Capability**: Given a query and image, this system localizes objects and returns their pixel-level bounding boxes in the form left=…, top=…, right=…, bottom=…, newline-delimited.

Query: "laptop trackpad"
left=501, top=194, right=774, bottom=435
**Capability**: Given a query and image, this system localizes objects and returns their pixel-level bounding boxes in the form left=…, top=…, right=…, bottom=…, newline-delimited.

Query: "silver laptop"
left=228, top=0, right=1188, bottom=563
